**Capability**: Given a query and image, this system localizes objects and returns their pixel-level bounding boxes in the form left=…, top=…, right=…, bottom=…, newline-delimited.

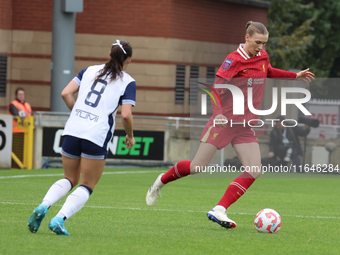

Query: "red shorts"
left=200, top=117, right=258, bottom=149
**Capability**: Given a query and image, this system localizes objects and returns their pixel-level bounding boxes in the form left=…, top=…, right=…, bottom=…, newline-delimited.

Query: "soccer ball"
left=254, top=208, right=281, bottom=234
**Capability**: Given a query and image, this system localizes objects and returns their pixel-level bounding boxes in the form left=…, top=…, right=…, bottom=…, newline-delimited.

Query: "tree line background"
left=266, top=0, right=340, bottom=99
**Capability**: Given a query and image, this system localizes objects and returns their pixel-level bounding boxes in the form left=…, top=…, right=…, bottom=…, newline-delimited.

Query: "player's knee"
left=190, top=162, right=204, bottom=174
left=80, top=181, right=96, bottom=191
left=248, top=168, right=262, bottom=179
left=80, top=184, right=93, bottom=195
left=65, top=176, right=79, bottom=188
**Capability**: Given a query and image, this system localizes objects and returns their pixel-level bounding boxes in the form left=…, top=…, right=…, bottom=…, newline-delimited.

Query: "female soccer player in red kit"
left=146, top=21, right=315, bottom=229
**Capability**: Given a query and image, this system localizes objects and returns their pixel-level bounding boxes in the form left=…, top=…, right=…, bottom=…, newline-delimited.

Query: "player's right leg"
left=207, top=142, right=262, bottom=229
left=146, top=143, right=217, bottom=206
left=27, top=142, right=80, bottom=234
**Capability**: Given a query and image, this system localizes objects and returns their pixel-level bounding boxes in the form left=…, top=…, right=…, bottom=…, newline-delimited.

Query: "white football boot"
left=207, top=208, right=237, bottom=229
left=146, top=174, right=164, bottom=206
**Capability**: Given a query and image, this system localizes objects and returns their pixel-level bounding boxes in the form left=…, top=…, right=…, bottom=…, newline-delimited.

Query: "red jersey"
left=213, top=44, right=297, bottom=122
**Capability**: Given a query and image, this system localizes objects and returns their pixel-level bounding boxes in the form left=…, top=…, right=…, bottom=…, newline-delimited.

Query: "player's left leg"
left=207, top=142, right=261, bottom=229
left=49, top=157, right=106, bottom=235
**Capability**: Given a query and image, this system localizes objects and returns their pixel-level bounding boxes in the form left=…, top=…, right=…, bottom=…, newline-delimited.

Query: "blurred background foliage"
left=266, top=0, right=340, bottom=98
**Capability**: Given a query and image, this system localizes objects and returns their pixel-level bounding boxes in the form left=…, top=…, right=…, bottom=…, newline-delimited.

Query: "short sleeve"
left=73, top=67, right=88, bottom=85
left=121, top=81, right=136, bottom=106
left=216, top=56, right=238, bottom=81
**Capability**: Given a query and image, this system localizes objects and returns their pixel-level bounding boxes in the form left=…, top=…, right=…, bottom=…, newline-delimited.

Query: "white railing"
left=34, top=111, right=268, bottom=133
left=34, top=111, right=209, bottom=129
left=35, top=111, right=340, bottom=136
left=34, top=111, right=340, bottom=168
left=309, top=99, right=340, bottom=105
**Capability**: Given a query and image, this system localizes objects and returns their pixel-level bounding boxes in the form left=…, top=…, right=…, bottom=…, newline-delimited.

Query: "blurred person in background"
left=8, top=87, right=32, bottom=133
left=268, top=115, right=310, bottom=168
left=8, top=87, right=33, bottom=168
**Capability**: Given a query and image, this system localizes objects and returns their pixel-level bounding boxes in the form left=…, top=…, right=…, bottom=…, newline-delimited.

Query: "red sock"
left=217, top=171, right=255, bottom=210
left=160, top=160, right=191, bottom=184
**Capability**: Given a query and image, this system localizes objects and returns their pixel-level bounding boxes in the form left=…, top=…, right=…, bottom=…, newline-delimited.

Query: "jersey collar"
left=237, top=44, right=261, bottom=60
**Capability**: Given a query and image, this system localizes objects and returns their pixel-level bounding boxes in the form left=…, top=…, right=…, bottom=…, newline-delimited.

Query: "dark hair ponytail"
left=96, top=40, right=132, bottom=81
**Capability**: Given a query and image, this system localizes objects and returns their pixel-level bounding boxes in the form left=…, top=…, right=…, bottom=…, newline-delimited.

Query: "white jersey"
left=63, top=64, right=136, bottom=149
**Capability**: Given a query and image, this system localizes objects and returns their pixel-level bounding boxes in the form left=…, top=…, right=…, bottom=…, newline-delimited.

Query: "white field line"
left=1, top=170, right=340, bottom=220
left=1, top=201, right=340, bottom=220
left=0, top=170, right=163, bottom=179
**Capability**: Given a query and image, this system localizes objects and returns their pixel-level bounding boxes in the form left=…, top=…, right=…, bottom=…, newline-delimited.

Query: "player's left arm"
left=267, top=62, right=297, bottom=79
left=61, top=80, right=79, bottom=110
left=120, top=81, right=136, bottom=148
left=295, top=68, right=315, bottom=82
left=267, top=63, right=315, bottom=82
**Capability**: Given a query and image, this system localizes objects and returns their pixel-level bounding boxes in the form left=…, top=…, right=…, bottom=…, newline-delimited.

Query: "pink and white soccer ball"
left=254, top=208, right=281, bottom=234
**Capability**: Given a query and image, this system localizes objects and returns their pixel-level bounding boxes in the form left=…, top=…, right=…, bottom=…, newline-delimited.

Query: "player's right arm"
left=61, top=67, right=87, bottom=110
left=213, top=55, right=239, bottom=119
left=216, top=56, right=239, bottom=82
left=61, top=80, right=79, bottom=110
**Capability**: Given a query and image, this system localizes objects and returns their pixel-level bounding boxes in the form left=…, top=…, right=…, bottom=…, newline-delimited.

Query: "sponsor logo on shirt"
left=222, top=59, right=233, bottom=70
left=253, top=78, right=265, bottom=85
left=247, top=78, right=264, bottom=86
left=75, top=109, right=99, bottom=122
left=247, top=78, right=253, bottom=86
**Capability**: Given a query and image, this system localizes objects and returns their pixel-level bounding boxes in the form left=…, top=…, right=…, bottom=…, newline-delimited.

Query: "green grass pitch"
left=0, top=168, right=339, bottom=254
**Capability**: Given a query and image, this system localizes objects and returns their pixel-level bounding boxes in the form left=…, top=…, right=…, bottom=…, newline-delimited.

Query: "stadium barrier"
left=33, top=112, right=340, bottom=170
left=0, top=115, right=13, bottom=169
left=12, top=116, right=35, bottom=169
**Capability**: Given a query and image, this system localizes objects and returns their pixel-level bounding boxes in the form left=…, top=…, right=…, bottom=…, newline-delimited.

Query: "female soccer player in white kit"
left=28, top=40, right=136, bottom=235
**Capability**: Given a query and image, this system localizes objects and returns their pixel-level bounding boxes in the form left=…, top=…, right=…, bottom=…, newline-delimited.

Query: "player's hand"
left=214, top=114, right=228, bottom=127
left=296, top=68, right=315, bottom=83
left=124, top=135, right=135, bottom=149
left=268, top=152, right=274, bottom=158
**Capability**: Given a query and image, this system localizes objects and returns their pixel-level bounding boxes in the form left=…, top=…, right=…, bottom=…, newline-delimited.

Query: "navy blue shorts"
left=61, top=135, right=108, bottom=159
